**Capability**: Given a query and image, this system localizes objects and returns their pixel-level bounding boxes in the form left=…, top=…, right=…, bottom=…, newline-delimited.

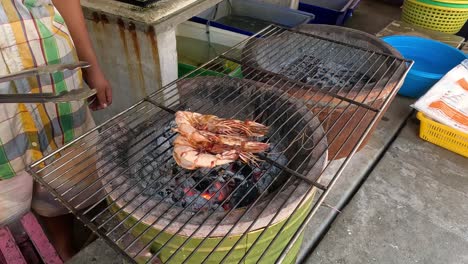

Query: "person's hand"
left=83, top=67, right=112, bottom=111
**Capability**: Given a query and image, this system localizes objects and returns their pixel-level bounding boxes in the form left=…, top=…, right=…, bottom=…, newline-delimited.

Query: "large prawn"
left=175, top=111, right=269, bottom=137
left=173, top=136, right=268, bottom=170
left=172, top=111, right=270, bottom=170
left=173, top=122, right=263, bottom=148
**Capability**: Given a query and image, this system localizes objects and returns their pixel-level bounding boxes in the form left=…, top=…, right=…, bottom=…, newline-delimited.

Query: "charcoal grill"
left=27, top=25, right=411, bottom=264
left=241, top=24, right=406, bottom=160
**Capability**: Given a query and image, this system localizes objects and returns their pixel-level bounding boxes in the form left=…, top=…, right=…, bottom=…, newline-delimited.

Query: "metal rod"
left=258, top=154, right=326, bottom=189
left=144, top=98, right=176, bottom=114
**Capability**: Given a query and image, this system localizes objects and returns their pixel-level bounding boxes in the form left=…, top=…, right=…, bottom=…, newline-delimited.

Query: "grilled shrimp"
left=173, top=136, right=238, bottom=170
left=175, top=111, right=269, bottom=137
left=173, top=111, right=270, bottom=169
left=174, top=123, right=269, bottom=153
left=172, top=123, right=212, bottom=148
left=173, top=136, right=268, bottom=170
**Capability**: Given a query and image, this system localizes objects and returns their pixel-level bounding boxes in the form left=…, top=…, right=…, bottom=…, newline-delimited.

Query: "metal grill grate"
left=28, top=26, right=411, bottom=264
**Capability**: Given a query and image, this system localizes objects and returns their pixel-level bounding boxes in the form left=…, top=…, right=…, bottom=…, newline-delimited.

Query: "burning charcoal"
left=184, top=193, right=210, bottom=212
left=113, top=119, right=294, bottom=213
left=197, top=178, right=212, bottom=192
left=182, top=177, right=197, bottom=189
left=206, top=180, right=232, bottom=204
left=215, top=204, right=226, bottom=212
left=143, top=164, right=154, bottom=175
left=230, top=180, right=258, bottom=208
left=174, top=183, right=197, bottom=201
left=280, top=55, right=372, bottom=89
left=233, top=174, right=245, bottom=182
left=230, top=162, right=253, bottom=178
left=143, top=185, right=159, bottom=196
left=222, top=203, right=232, bottom=211
left=197, top=167, right=212, bottom=176
left=240, top=165, right=253, bottom=177
left=139, top=179, right=150, bottom=189
left=150, top=161, right=159, bottom=170
left=156, top=136, right=171, bottom=152
left=157, top=188, right=173, bottom=198
left=171, top=165, right=180, bottom=176
left=224, top=168, right=235, bottom=177
left=130, top=163, right=143, bottom=176
left=256, top=171, right=277, bottom=193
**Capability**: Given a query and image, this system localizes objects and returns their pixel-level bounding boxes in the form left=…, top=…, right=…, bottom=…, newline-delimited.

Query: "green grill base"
left=108, top=189, right=316, bottom=263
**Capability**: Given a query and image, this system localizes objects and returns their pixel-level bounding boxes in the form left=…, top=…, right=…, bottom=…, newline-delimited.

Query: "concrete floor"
left=68, top=1, right=468, bottom=263
left=300, top=2, right=468, bottom=263
left=305, top=116, right=468, bottom=264
left=345, top=0, right=401, bottom=34
left=296, top=95, right=415, bottom=263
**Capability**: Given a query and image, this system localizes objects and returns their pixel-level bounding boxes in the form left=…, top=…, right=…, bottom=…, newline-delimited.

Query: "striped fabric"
left=0, top=0, right=93, bottom=180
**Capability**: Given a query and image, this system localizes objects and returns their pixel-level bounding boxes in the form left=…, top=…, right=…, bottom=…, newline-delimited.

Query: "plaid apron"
left=0, top=0, right=93, bottom=180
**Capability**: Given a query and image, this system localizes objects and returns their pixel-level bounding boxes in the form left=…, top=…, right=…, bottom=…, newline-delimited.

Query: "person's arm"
left=52, top=0, right=112, bottom=110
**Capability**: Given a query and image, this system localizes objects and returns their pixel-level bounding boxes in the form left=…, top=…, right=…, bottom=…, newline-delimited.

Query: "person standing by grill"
left=0, top=0, right=111, bottom=261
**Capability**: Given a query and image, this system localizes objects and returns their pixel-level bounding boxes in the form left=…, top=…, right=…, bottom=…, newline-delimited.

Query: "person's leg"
left=38, top=214, right=76, bottom=261
left=32, top=109, right=100, bottom=261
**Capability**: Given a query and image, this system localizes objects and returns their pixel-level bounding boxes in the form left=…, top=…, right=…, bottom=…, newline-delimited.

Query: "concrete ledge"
left=82, top=0, right=223, bottom=31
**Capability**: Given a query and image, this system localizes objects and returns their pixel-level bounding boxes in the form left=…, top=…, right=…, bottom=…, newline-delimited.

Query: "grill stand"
left=28, top=25, right=412, bottom=263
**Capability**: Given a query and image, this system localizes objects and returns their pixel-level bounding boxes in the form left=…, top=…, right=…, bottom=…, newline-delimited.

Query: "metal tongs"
left=0, top=61, right=97, bottom=103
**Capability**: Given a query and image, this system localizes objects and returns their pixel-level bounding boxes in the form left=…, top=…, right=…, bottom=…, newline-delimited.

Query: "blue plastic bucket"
left=381, top=36, right=468, bottom=98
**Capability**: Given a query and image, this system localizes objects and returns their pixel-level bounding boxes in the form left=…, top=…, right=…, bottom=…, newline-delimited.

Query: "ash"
left=280, top=55, right=372, bottom=91
left=105, top=120, right=288, bottom=213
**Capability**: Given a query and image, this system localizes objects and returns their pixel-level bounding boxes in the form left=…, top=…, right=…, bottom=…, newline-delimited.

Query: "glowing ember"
left=184, top=187, right=196, bottom=196
left=201, top=192, right=214, bottom=200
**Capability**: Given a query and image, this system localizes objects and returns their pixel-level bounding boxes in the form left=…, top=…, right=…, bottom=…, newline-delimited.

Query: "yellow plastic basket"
left=417, top=112, right=468, bottom=157
left=402, top=0, right=468, bottom=33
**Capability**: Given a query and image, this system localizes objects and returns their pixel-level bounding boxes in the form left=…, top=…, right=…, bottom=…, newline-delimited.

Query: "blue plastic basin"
left=382, top=36, right=468, bottom=98
left=191, top=0, right=313, bottom=36
left=298, top=0, right=360, bottom=25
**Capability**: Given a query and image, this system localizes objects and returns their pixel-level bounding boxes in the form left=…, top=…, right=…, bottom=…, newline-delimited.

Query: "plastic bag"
left=0, top=171, right=33, bottom=226
left=413, top=59, right=468, bottom=133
